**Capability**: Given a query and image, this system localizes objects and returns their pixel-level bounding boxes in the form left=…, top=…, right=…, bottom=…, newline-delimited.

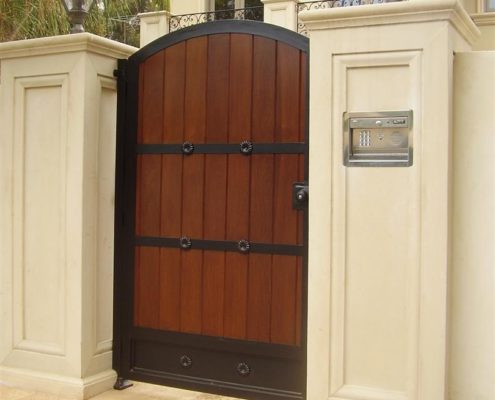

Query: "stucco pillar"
left=299, top=1, right=479, bottom=400
left=450, top=51, right=495, bottom=400
left=170, top=0, right=209, bottom=15
left=0, top=34, right=136, bottom=398
left=139, top=11, right=171, bottom=47
left=261, top=0, right=298, bottom=30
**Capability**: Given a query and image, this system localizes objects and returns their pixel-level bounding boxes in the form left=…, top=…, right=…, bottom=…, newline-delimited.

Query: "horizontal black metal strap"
left=136, top=142, right=306, bottom=155
left=135, top=236, right=303, bottom=256
left=131, top=327, right=303, bottom=360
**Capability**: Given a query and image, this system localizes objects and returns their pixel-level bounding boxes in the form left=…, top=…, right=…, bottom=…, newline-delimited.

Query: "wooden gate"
left=113, top=21, right=308, bottom=400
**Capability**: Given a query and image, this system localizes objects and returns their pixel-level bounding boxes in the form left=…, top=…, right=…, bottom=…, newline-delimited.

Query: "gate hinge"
left=114, top=59, right=128, bottom=81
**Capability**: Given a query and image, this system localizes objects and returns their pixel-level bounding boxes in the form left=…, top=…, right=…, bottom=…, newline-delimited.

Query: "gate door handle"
left=292, top=182, right=308, bottom=210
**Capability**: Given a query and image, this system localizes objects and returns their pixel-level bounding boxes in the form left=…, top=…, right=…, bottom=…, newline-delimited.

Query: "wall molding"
left=299, top=0, right=480, bottom=45
left=12, top=75, right=69, bottom=358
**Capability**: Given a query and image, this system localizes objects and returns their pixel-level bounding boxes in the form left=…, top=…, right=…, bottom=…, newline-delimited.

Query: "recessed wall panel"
left=331, top=52, right=421, bottom=399
left=95, top=82, right=117, bottom=353
left=16, top=80, right=68, bottom=355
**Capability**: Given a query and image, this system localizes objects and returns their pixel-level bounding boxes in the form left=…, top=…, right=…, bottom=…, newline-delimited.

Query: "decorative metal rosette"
left=179, top=236, right=192, bottom=250
left=237, top=239, right=251, bottom=253
left=236, top=362, right=251, bottom=377
left=240, top=140, right=253, bottom=155
left=182, top=141, right=194, bottom=155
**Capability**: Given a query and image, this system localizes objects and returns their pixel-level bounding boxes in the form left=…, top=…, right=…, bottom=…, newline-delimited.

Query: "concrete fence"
left=0, top=1, right=494, bottom=400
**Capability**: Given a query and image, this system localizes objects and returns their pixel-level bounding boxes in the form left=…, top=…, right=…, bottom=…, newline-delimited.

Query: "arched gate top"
left=130, top=19, right=308, bottom=64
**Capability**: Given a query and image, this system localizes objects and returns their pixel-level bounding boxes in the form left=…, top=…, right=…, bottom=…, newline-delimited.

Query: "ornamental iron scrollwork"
left=169, top=6, right=264, bottom=33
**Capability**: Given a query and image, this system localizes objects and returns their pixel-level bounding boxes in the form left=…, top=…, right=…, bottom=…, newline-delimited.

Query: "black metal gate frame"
left=113, top=20, right=309, bottom=400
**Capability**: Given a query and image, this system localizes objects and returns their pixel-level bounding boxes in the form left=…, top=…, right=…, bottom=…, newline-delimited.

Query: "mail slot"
left=343, top=111, right=413, bottom=167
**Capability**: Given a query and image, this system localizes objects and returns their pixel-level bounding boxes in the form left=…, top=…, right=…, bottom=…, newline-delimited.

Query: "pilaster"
left=139, top=11, right=171, bottom=47
left=0, top=33, right=136, bottom=399
left=261, top=0, right=299, bottom=30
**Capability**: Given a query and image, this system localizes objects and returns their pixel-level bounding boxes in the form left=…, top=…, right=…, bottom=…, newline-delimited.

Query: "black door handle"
left=292, top=182, right=308, bottom=210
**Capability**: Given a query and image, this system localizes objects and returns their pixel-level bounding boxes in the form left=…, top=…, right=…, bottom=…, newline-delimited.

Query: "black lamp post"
left=60, top=0, right=96, bottom=34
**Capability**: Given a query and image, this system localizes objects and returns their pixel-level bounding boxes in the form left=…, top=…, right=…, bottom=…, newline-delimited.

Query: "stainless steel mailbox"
left=343, top=111, right=413, bottom=167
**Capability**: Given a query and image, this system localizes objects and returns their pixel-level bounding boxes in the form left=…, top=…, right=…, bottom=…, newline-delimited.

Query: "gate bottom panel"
left=127, top=337, right=304, bottom=400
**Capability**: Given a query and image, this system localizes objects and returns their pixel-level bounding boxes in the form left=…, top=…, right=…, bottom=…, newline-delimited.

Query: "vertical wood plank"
left=295, top=256, right=303, bottom=346
left=159, top=155, right=182, bottom=331
left=180, top=36, right=208, bottom=334
left=272, top=43, right=300, bottom=246
left=273, top=155, right=299, bottom=245
left=183, top=37, right=208, bottom=143
left=252, top=37, right=276, bottom=143
left=134, top=249, right=140, bottom=325
left=135, top=50, right=164, bottom=330
left=247, top=36, right=277, bottom=342
left=159, top=249, right=181, bottom=330
left=203, top=155, right=227, bottom=336
left=299, top=52, right=307, bottom=145
left=250, top=37, right=276, bottom=243
left=141, top=52, right=164, bottom=144
left=297, top=52, right=306, bottom=344
left=228, top=34, right=253, bottom=143
left=271, top=256, right=297, bottom=345
left=137, top=66, right=145, bottom=144
left=136, top=155, right=161, bottom=236
left=202, top=250, right=225, bottom=337
left=202, top=34, right=230, bottom=337
left=270, top=43, right=302, bottom=345
left=247, top=254, right=272, bottom=342
left=158, top=42, right=186, bottom=331
left=205, top=34, right=230, bottom=146
left=224, top=34, right=253, bottom=340
left=275, top=42, right=300, bottom=143
left=224, top=162, right=250, bottom=339
left=163, top=42, right=186, bottom=144
left=160, top=156, right=183, bottom=237
left=134, top=247, right=160, bottom=328
left=297, top=154, right=305, bottom=246
left=298, top=51, right=307, bottom=246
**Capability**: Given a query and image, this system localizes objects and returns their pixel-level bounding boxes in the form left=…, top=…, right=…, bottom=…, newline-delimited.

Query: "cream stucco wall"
left=262, top=0, right=299, bottom=30
left=300, top=1, right=479, bottom=399
left=451, top=51, right=495, bottom=400
left=0, top=34, right=136, bottom=399
left=472, top=14, right=495, bottom=49
left=170, top=0, right=209, bottom=15
left=139, top=11, right=171, bottom=47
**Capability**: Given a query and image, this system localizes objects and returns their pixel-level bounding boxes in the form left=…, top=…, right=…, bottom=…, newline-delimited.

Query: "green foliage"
left=0, top=0, right=69, bottom=41
left=0, top=0, right=170, bottom=46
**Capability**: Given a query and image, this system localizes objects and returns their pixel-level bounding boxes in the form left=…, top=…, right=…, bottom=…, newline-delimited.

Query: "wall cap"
left=299, top=0, right=481, bottom=45
left=138, top=10, right=171, bottom=18
left=0, top=33, right=137, bottom=60
left=471, top=12, right=495, bottom=26
left=261, top=0, right=298, bottom=3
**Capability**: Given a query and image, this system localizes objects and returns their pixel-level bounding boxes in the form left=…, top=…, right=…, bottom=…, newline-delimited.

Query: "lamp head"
left=60, top=0, right=95, bottom=33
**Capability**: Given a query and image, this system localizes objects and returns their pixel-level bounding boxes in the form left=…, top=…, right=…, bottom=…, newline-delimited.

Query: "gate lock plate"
left=292, top=182, right=308, bottom=210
